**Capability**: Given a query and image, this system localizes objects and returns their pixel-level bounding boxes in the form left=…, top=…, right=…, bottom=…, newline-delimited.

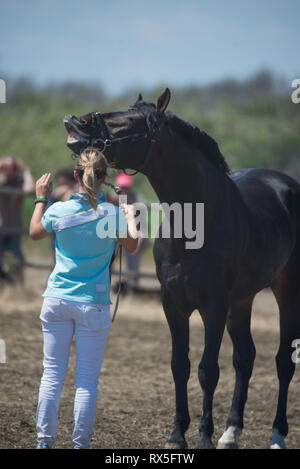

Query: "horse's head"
left=64, top=88, right=171, bottom=172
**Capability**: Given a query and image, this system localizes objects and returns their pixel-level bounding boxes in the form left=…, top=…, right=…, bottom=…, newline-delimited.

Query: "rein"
left=103, top=180, right=124, bottom=323
left=110, top=240, right=122, bottom=323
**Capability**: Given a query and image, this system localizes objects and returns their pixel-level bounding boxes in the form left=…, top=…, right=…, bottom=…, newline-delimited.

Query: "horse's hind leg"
left=162, top=288, right=191, bottom=449
left=270, top=266, right=300, bottom=449
left=217, top=295, right=256, bottom=449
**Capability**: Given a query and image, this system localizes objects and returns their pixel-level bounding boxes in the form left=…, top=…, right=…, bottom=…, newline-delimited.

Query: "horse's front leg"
left=197, top=293, right=228, bottom=449
left=162, top=289, right=191, bottom=449
left=217, top=296, right=256, bottom=449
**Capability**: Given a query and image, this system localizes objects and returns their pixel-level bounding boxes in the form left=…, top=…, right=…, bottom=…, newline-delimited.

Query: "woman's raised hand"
left=36, top=173, right=53, bottom=198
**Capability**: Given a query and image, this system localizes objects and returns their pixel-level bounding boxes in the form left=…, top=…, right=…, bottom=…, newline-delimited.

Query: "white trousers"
left=36, top=297, right=111, bottom=449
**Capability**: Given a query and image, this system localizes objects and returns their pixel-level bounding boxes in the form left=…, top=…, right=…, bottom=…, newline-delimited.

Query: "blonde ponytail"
left=75, top=148, right=107, bottom=211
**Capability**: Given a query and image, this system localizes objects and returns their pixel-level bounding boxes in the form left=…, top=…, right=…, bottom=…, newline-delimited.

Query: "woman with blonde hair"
left=30, top=148, right=138, bottom=449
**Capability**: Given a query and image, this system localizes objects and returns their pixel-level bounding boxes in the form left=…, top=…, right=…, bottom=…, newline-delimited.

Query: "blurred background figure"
left=0, top=156, right=35, bottom=284
left=107, top=173, right=148, bottom=292
left=51, top=167, right=78, bottom=203
left=48, top=167, right=79, bottom=261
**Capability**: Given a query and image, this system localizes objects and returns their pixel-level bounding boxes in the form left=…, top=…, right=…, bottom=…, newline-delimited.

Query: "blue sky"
left=1, top=0, right=299, bottom=96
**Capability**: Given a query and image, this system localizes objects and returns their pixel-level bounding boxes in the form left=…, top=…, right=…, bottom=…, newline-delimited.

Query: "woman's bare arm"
left=29, top=173, right=53, bottom=240
left=117, top=203, right=139, bottom=253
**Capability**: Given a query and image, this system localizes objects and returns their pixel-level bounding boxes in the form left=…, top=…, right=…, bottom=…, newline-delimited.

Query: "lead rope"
left=111, top=243, right=122, bottom=323
left=103, top=180, right=123, bottom=323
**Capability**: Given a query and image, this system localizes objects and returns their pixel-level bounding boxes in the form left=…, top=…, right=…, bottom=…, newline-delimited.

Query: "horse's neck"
left=146, top=136, right=224, bottom=208
left=145, top=134, right=235, bottom=255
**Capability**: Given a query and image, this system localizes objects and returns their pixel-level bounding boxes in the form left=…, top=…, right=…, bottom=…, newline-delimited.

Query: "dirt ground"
left=0, top=250, right=300, bottom=450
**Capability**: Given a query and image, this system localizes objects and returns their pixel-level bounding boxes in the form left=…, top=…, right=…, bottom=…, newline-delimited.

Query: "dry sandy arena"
left=0, top=246, right=299, bottom=450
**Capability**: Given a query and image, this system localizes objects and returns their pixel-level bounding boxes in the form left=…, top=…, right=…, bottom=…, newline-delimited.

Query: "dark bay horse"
left=64, top=89, right=300, bottom=449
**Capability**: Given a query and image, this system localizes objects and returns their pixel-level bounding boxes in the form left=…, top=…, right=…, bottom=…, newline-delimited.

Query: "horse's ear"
left=134, top=93, right=143, bottom=106
left=157, top=88, right=171, bottom=114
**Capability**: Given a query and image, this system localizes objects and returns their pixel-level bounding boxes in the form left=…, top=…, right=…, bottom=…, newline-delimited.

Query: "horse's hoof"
left=196, top=443, right=215, bottom=449
left=270, top=429, right=287, bottom=449
left=217, top=442, right=239, bottom=449
left=165, top=440, right=188, bottom=449
left=196, top=438, right=215, bottom=449
left=217, top=426, right=241, bottom=449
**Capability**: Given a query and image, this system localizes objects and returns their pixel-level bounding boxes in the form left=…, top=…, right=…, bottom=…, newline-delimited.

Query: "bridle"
left=81, top=111, right=163, bottom=176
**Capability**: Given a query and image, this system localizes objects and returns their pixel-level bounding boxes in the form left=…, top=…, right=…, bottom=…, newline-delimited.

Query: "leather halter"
left=90, top=112, right=160, bottom=176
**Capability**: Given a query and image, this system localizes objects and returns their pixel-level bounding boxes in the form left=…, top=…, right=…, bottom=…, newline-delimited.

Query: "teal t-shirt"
left=42, top=192, right=127, bottom=304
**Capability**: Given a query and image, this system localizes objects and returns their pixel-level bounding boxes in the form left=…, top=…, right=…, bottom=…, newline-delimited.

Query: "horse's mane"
left=166, top=112, right=230, bottom=174
left=131, top=101, right=230, bottom=174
